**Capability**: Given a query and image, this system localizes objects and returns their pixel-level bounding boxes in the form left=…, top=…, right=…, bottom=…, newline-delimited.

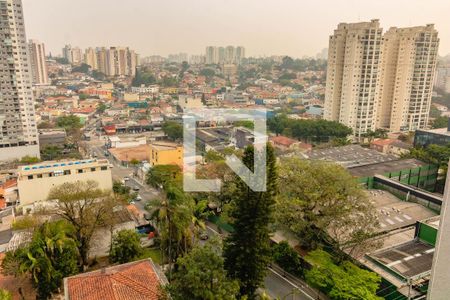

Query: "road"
left=205, top=224, right=315, bottom=300
left=84, top=137, right=159, bottom=215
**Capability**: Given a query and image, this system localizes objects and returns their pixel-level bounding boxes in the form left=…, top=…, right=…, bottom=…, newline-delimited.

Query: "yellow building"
left=149, top=142, right=183, bottom=167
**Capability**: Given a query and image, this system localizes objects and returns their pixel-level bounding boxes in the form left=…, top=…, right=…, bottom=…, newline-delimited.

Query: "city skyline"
left=22, top=0, right=450, bottom=58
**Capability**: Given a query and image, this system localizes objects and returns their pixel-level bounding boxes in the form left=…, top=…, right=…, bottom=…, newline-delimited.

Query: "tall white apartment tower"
left=324, top=19, right=383, bottom=139
left=0, top=0, right=39, bottom=160
left=28, top=39, right=49, bottom=85
left=84, top=47, right=97, bottom=69
left=377, top=25, right=439, bottom=132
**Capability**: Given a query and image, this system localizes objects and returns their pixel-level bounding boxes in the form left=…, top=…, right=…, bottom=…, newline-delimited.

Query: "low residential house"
left=0, top=179, right=18, bottom=208
left=370, top=139, right=411, bottom=156
left=63, top=259, right=168, bottom=300
left=270, top=135, right=312, bottom=152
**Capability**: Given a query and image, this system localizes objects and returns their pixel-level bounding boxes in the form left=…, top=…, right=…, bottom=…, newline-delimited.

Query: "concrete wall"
left=0, top=145, right=40, bottom=161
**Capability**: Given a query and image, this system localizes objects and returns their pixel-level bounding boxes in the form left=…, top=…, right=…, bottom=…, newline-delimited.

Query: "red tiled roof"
left=66, top=260, right=162, bottom=300
left=270, top=135, right=298, bottom=147
left=371, top=139, right=394, bottom=146
left=2, top=178, right=17, bottom=190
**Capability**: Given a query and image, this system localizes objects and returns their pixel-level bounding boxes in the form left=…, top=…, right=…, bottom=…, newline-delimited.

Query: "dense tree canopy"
left=305, top=249, right=382, bottom=300
left=275, top=158, right=379, bottom=255
left=168, top=240, right=240, bottom=300
left=162, top=121, right=183, bottom=141
left=432, top=116, right=448, bottom=129
left=2, top=221, right=79, bottom=299
left=267, top=114, right=352, bottom=143
left=56, top=115, right=83, bottom=132
left=132, top=68, right=157, bottom=87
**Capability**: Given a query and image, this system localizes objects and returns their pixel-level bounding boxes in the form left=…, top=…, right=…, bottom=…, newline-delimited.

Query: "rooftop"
left=348, top=159, right=427, bottom=178
left=19, top=159, right=110, bottom=174
left=417, top=127, right=450, bottom=136
left=306, top=145, right=398, bottom=168
left=369, top=240, right=434, bottom=280
left=367, top=189, right=437, bottom=233
left=64, top=259, right=167, bottom=300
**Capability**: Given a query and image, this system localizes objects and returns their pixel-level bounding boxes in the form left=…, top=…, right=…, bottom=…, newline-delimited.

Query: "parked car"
left=135, top=195, right=142, bottom=201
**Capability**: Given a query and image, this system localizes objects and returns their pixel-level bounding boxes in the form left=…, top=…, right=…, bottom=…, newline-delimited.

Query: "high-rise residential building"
left=225, top=46, right=235, bottom=63
left=324, top=19, right=383, bottom=138
left=235, top=46, right=246, bottom=63
left=96, top=47, right=108, bottom=74
left=324, top=20, right=439, bottom=137
left=0, top=0, right=40, bottom=160
left=62, top=44, right=82, bottom=65
left=206, top=46, right=245, bottom=64
left=84, top=47, right=97, bottom=69
left=434, top=67, right=450, bottom=93
left=218, top=47, right=225, bottom=64
left=377, top=25, right=439, bottom=131
left=205, top=46, right=217, bottom=64
left=62, top=44, right=72, bottom=63
left=28, top=39, right=49, bottom=85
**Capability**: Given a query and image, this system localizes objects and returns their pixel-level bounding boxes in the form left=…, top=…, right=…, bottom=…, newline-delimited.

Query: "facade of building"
left=0, top=0, right=40, bottom=160
left=205, top=46, right=245, bottom=64
left=149, top=142, right=183, bottom=167
left=324, top=20, right=439, bottom=137
left=324, top=19, right=383, bottom=139
left=377, top=25, right=439, bottom=131
left=17, top=159, right=113, bottom=206
left=84, top=47, right=97, bottom=69
left=28, top=39, right=49, bottom=85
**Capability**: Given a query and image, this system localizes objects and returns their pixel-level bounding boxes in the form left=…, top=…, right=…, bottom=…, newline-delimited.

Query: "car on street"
left=132, top=186, right=140, bottom=192
left=135, top=195, right=142, bottom=201
left=123, top=176, right=130, bottom=181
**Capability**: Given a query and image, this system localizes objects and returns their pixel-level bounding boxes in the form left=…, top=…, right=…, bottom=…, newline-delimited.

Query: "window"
left=101, top=166, right=107, bottom=171
left=27, top=175, right=33, bottom=180
left=91, top=167, right=96, bottom=172
left=77, top=169, right=83, bottom=174
left=37, top=174, right=42, bottom=179
left=64, top=170, right=71, bottom=175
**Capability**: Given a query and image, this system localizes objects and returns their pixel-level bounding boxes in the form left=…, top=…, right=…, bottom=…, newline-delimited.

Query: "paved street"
left=83, top=137, right=160, bottom=215
left=206, top=224, right=315, bottom=300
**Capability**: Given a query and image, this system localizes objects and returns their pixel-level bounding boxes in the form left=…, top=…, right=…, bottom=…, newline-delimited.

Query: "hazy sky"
left=22, top=0, right=450, bottom=58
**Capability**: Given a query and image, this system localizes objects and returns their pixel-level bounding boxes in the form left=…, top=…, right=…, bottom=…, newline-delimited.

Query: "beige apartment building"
left=324, top=19, right=383, bottom=139
left=325, top=20, right=439, bottom=137
left=377, top=25, right=439, bottom=132
left=0, top=0, right=40, bottom=160
left=84, top=47, right=98, bottom=69
left=28, top=39, right=49, bottom=85
left=17, top=158, right=113, bottom=207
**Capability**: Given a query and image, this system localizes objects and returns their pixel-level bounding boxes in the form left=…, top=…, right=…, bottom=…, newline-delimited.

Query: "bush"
left=110, top=229, right=143, bottom=264
left=272, top=241, right=303, bottom=277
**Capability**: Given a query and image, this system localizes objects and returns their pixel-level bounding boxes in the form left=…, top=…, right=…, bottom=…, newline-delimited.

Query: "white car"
left=135, top=195, right=142, bottom=201
left=123, top=176, right=130, bottom=181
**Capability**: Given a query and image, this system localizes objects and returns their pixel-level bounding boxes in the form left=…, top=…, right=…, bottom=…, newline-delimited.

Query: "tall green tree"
left=223, top=144, right=278, bottom=298
left=168, top=240, right=240, bottom=300
left=275, top=158, right=379, bottom=256
left=110, top=229, right=143, bottom=264
left=48, top=180, right=119, bottom=267
left=2, top=221, right=79, bottom=299
left=146, top=185, right=193, bottom=279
